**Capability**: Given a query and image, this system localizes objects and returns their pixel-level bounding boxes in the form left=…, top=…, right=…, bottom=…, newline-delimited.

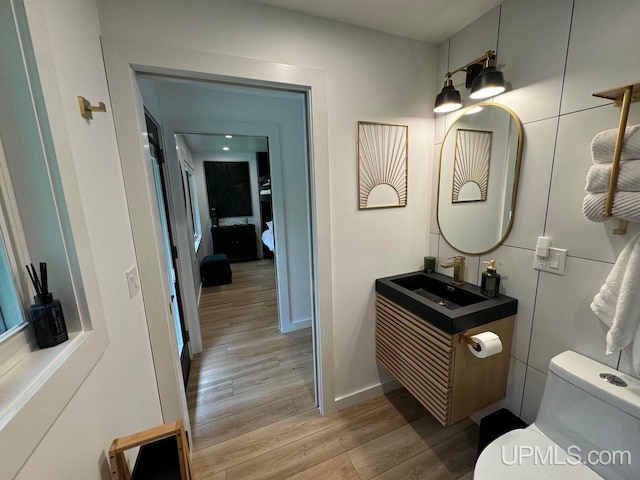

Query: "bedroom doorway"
left=134, top=74, right=316, bottom=448
left=175, top=133, right=275, bottom=275
left=103, top=36, right=336, bottom=429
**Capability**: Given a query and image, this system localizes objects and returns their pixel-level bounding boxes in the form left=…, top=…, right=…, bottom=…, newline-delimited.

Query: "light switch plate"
left=126, top=265, right=140, bottom=298
left=533, top=247, right=568, bottom=275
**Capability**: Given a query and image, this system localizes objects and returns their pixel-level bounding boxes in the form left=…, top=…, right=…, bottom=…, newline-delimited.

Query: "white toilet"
left=474, top=351, right=640, bottom=480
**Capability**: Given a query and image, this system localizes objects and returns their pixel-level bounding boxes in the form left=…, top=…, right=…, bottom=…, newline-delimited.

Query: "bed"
left=261, top=220, right=275, bottom=259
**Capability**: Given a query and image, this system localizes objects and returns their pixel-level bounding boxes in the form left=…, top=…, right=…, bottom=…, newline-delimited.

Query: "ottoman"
left=200, top=254, right=232, bottom=287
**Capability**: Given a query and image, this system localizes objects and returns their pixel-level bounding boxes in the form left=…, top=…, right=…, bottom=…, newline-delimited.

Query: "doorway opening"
left=136, top=74, right=317, bottom=445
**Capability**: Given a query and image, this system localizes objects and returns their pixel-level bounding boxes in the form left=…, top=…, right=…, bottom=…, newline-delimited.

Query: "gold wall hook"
left=78, top=96, right=106, bottom=120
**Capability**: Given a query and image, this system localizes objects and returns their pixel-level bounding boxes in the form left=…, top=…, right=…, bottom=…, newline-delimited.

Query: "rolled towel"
left=583, top=191, right=640, bottom=223
left=585, top=163, right=640, bottom=193
left=592, top=124, right=640, bottom=164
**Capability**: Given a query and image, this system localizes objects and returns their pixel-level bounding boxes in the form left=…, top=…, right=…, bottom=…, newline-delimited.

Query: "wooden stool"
left=109, top=419, right=193, bottom=480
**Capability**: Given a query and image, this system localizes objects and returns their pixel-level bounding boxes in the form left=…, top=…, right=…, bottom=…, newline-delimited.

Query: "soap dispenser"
left=481, top=260, right=501, bottom=298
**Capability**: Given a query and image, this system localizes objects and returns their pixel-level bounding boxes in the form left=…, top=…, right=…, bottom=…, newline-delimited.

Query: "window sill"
left=0, top=327, right=108, bottom=477
left=0, top=331, right=81, bottom=424
left=0, top=323, right=30, bottom=378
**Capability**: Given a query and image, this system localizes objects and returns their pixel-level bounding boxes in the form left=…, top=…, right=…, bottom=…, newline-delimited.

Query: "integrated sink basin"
left=376, top=271, right=518, bottom=334
left=392, top=274, right=486, bottom=310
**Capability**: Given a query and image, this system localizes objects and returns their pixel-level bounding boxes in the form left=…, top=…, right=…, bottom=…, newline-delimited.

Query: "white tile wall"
left=528, top=256, right=618, bottom=372
left=503, top=118, right=557, bottom=250
left=546, top=106, right=640, bottom=263
left=520, top=366, right=547, bottom=424
left=479, top=246, right=538, bottom=363
left=495, top=0, right=573, bottom=124
left=562, top=0, right=640, bottom=114
left=503, top=357, right=527, bottom=417
left=433, top=0, right=640, bottom=424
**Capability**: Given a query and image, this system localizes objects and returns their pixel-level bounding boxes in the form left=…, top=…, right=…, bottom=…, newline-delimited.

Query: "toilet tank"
left=533, top=351, right=640, bottom=480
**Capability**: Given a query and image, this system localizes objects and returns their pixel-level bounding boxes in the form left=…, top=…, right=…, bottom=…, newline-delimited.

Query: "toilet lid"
left=474, top=428, right=603, bottom=480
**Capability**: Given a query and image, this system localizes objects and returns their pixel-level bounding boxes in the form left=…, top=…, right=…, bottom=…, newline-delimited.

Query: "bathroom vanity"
left=375, top=271, right=517, bottom=426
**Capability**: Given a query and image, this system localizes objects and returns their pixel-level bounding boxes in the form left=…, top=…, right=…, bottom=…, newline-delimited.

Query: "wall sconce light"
left=434, top=50, right=506, bottom=113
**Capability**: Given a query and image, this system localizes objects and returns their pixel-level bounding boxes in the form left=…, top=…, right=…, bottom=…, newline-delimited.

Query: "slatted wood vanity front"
left=376, top=294, right=514, bottom=426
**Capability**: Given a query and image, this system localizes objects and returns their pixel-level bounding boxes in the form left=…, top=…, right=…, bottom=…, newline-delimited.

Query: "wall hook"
left=78, top=96, right=106, bottom=120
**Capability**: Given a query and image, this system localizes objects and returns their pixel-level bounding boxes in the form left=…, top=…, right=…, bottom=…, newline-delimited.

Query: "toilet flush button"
left=600, top=373, right=628, bottom=387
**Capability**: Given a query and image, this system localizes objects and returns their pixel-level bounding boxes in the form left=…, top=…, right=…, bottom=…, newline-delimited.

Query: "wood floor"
left=189, top=260, right=478, bottom=480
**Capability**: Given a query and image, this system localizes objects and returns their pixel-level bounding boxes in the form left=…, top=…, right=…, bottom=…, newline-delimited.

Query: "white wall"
left=97, top=0, right=436, bottom=404
left=431, top=0, right=640, bottom=424
left=14, top=0, right=164, bottom=478
left=174, top=135, right=203, bottom=291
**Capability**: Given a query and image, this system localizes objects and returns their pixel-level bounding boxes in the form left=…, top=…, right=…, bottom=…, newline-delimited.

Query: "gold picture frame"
left=358, top=121, right=408, bottom=209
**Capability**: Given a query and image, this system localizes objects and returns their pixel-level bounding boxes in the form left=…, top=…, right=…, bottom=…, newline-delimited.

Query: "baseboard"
left=292, top=318, right=312, bottom=330
left=282, top=317, right=312, bottom=333
left=333, top=377, right=403, bottom=411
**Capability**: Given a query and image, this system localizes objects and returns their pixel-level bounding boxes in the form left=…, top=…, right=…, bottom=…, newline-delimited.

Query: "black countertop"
left=376, top=271, right=518, bottom=334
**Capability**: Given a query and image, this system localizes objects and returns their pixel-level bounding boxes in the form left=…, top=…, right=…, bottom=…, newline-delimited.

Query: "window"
left=0, top=2, right=109, bottom=476
left=185, top=166, right=202, bottom=250
left=0, top=189, right=27, bottom=338
left=0, top=136, right=31, bottom=375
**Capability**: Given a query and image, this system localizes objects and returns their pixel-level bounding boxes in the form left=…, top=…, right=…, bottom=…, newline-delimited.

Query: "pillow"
left=266, top=221, right=273, bottom=231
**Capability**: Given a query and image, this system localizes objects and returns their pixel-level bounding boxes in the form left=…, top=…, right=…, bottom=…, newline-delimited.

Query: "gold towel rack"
left=592, top=82, right=640, bottom=235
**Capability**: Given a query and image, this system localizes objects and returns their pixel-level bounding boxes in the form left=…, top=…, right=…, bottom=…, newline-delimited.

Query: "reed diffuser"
left=26, top=262, right=68, bottom=348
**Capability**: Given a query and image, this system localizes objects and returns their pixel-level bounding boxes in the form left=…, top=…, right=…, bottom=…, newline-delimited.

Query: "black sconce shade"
left=434, top=85, right=462, bottom=113
left=470, top=66, right=506, bottom=99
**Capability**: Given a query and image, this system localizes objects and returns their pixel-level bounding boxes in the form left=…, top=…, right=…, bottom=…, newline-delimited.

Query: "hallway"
left=188, top=260, right=315, bottom=448
left=188, top=261, right=478, bottom=480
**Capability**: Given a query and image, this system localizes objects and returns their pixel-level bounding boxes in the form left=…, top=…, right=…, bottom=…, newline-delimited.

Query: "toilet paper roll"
left=468, top=331, right=503, bottom=358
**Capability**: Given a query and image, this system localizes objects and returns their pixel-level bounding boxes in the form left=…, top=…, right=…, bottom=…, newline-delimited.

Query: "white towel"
left=592, top=124, right=640, bottom=164
left=585, top=163, right=640, bottom=193
left=591, top=231, right=640, bottom=375
left=583, top=192, right=640, bottom=223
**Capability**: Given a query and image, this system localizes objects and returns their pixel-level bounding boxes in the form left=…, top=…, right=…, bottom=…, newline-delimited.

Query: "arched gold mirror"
left=437, top=102, right=523, bottom=255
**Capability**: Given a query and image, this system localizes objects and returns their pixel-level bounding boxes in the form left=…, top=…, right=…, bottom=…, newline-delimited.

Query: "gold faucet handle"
left=448, top=256, right=466, bottom=263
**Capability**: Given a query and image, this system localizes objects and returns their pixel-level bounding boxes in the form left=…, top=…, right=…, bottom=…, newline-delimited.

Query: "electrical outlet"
left=533, top=247, right=568, bottom=275
left=126, top=265, right=140, bottom=298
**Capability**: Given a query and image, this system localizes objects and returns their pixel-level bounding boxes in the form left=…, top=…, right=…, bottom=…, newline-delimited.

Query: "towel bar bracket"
left=593, top=82, right=640, bottom=235
left=614, top=219, right=628, bottom=235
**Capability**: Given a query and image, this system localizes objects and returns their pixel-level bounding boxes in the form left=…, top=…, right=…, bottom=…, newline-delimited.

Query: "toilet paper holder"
left=461, top=333, right=481, bottom=351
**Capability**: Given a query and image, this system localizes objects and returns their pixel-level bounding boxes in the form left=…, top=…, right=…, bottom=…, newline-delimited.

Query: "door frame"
left=102, top=37, right=336, bottom=418
left=145, top=111, right=192, bottom=386
left=165, top=119, right=297, bottom=335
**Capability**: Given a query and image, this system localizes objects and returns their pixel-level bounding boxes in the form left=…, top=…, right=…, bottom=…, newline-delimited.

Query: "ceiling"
left=249, top=0, right=502, bottom=44
left=181, top=134, right=268, bottom=155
